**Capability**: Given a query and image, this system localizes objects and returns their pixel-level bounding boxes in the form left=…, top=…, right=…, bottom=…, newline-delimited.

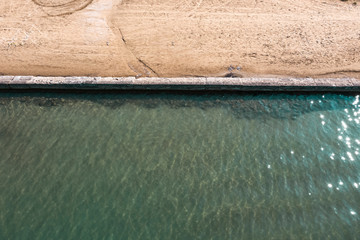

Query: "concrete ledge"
left=0, top=76, right=359, bottom=92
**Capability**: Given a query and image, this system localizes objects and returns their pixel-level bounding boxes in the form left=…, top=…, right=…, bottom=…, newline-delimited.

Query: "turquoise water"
left=0, top=92, right=359, bottom=239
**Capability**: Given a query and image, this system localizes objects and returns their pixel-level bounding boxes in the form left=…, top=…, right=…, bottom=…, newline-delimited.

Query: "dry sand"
left=1, top=0, right=360, bottom=79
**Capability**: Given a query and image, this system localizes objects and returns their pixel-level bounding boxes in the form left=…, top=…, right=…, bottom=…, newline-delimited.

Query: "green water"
left=0, top=92, right=359, bottom=239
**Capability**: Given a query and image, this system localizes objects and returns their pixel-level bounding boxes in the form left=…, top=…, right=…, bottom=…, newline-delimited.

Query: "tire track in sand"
left=31, top=0, right=93, bottom=16
left=106, top=0, right=159, bottom=77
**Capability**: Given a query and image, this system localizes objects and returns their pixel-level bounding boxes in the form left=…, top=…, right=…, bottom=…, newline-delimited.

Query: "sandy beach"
left=1, top=0, right=359, bottom=79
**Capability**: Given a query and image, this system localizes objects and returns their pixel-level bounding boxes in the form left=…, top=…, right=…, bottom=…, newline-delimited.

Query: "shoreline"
left=0, top=76, right=359, bottom=92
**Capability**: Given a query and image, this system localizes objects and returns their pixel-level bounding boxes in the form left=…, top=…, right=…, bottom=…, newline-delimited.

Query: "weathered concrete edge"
left=0, top=76, right=359, bottom=91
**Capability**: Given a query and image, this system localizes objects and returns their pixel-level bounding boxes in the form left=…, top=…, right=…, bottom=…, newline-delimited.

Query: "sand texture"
left=1, top=0, right=360, bottom=78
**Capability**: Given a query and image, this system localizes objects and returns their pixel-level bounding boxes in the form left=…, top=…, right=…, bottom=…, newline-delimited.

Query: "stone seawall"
left=0, top=76, right=359, bottom=92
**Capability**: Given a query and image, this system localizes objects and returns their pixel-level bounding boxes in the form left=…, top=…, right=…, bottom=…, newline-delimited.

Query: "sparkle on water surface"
left=0, top=92, right=359, bottom=239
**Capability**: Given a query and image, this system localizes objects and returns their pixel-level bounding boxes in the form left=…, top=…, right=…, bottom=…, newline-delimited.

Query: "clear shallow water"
left=0, top=91, right=359, bottom=239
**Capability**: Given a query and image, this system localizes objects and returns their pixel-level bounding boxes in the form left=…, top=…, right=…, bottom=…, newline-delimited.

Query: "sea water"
left=0, top=92, right=359, bottom=239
